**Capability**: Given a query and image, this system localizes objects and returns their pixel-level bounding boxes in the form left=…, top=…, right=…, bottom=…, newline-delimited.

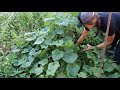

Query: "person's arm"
left=83, top=34, right=115, bottom=51
left=76, top=29, right=89, bottom=45
left=97, top=14, right=116, bottom=48
left=97, top=33, right=115, bottom=48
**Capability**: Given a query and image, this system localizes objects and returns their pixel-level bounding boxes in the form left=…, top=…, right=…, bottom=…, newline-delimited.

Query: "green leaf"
left=54, top=39, right=64, bottom=47
left=30, top=66, right=43, bottom=75
left=44, top=18, right=55, bottom=22
left=93, top=47, right=102, bottom=58
left=35, top=67, right=44, bottom=75
left=57, top=72, right=68, bottom=78
left=64, top=39, right=74, bottom=48
left=21, top=48, right=29, bottom=54
left=39, top=50, right=48, bottom=60
left=24, top=32, right=36, bottom=36
left=29, top=66, right=37, bottom=74
left=46, top=61, right=60, bottom=76
left=21, top=62, right=31, bottom=68
left=100, top=74, right=107, bottom=78
left=66, top=63, right=80, bottom=77
left=38, top=59, right=48, bottom=66
left=71, top=12, right=79, bottom=17
left=104, top=62, right=114, bottom=72
left=52, top=49, right=64, bottom=61
left=112, top=63, right=120, bottom=71
left=92, top=67, right=99, bottom=77
left=7, top=53, right=17, bottom=60
left=34, top=37, right=44, bottom=45
left=40, top=27, right=49, bottom=34
left=92, top=67, right=104, bottom=77
left=35, top=50, right=42, bottom=56
left=19, top=73, right=26, bottom=78
left=26, top=62, right=31, bottom=67
left=26, top=35, right=36, bottom=41
left=93, top=56, right=100, bottom=65
left=55, top=29, right=64, bottom=34
left=86, top=51, right=93, bottom=59
left=28, top=55, right=34, bottom=62
left=17, top=59, right=26, bottom=66
left=63, top=47, right=74, bottom=53
left=83, top=65, right=92, bottom=75
left=62, top=53, right=78, bottom=63
left=45, top=31, right=56, bottom=40
left=40, top=43, right=48, bottom=49
left=78, top=72, right=87, bottom=78
left=81, top=45, right=87, bottom=48
left=56, top=20, right=69, bottom=26
left=107, top=73, right=119, bottom=78
left=45, top=40, right=55, bottom=45
left=29, top=48, right=36, bottom=56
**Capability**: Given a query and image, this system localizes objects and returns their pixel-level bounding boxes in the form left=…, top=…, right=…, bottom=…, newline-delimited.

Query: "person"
left=76, top=12, right=120, bottom=64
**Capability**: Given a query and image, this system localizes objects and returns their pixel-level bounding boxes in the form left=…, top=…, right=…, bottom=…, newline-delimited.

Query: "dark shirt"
left=99, top=12, right=120, bottom=36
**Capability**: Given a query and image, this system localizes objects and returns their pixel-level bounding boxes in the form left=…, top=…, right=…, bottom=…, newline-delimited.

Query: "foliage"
left=0, top=12, right=120, bottom=78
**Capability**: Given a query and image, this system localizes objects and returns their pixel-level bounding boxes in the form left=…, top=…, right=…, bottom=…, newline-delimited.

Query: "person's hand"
left=83, top=44, right=94, bottom=51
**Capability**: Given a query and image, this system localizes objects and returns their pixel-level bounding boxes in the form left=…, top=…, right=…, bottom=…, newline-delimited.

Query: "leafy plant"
left=0, top=12, right=120, bottom=78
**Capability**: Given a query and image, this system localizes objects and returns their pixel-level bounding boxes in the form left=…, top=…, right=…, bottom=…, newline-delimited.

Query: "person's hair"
left=85, top=12, right=99, bottom=25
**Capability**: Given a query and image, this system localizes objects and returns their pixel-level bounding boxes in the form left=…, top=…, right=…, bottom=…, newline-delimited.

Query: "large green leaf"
left=29, top=65, right=37, bottom=74
left=28, top=55, right=34, bottom=62
left=92, top=67, right=104, bottom=77
left=38, top=58, right=48, bottom=66
left=112, top=63, right=120, bottom=71
left=34, top=67, right=44, bottom=75
left=40, top=43, right=48, bottom=49
left=107, top=73, right=119, bottom=78
left=93, top=47, right=102, bottom=58
left=57, top=72, right=68, bottom=78
left=64, top=39, right=74, bottom=48
left=21, top=48, right=29, bottom=54
left=78, top=72, right=87, bottom=78
left=55, top=29, right=63, bottom=34
left=63, top=47, right=74, bottom=53
left=62, top=53, right=78, bottom=63
left=34, top=37, right=44, bottom=45
left=56, top=20, right=69, bottom=26
left=45, top=31, right=56, bottom=40
left=54, top=39, right=64, bottom=47
left=92, top=67, right=99, bottom=77
left=17, top=59, right=26, bottom=66
left=34, top=50, right=42, bottom=57
left=86, top=51, right=94, bottom=59
left=92, top=56, right=100, bottom=65
left=52, top=49, right=64, bottom=61
left=21, top=61, right=31, bottom=68
left=29, top=48, right=36, bottom=56
left=39, top=50, right=48, bottom=60
left=83, top=65, right=92, bottom=75
left=45, top=40, right=55, bottom=46
left=30, top=66, right=43, bottom=75
left=46, top=61, right=60, bottom=76
left=40, top=27, right=49, bottom=34
left=66, top=63, right=80, bottom=77
left=19, top=73, right=26, bottom=78
left=104, top=62, right=114, bottom=72
left=7, top=53, right=17, bottom=61
left=26, top=35, right=36, bottom=41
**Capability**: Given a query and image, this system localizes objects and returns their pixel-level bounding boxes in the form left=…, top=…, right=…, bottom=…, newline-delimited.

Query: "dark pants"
left=111, top=32, right=120, bottom=64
